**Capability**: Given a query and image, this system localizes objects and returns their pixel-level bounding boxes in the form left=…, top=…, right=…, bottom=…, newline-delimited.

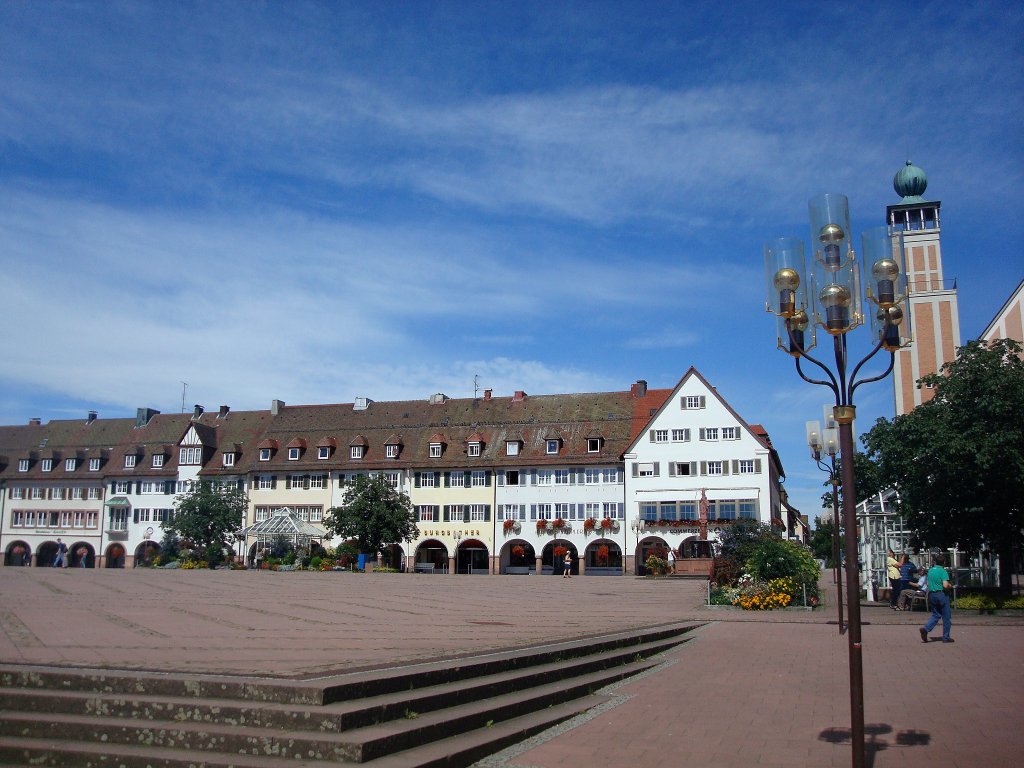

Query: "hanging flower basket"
left=536, top=520, right=549, bottom=532
left=503, top=519, right=516, bottom=534
left=511, top=545, right=525, bottom=558
left=553, top=545, right=567, bottom=558
left=596, top=545, right=610, bottom=566
left=552, top=518, right=565, bottom=530
left=583, top=518, right=596, bottom=532
left=600, top=518, right=615, bottom=531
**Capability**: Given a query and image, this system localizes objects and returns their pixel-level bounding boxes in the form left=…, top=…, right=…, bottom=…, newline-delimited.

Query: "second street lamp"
left=807, top=415, right=843, bottom=634
left=764, top=193, right=912, bottom=768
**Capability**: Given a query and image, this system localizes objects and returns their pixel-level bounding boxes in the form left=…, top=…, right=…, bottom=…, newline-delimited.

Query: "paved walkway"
left=1, top=568, right=1021, bottom=767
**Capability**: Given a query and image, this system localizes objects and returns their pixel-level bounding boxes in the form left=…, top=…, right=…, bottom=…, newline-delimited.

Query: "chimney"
left=483, top=389, right=492, bottom=401
left=218, top=405, right=230, bottom=418
left=512, top=390, right=526, bottom=402
left=29, top=417, right=41, bottom=426
left=192, top=404, right=204, bottom=420
left=271, top=399, right=285, bottom=415
left=87, top=411, right=98, bottom=423
left=631, top=380, right=648, bottom=398
left=135, top=408, right=160, bottom=427
left=354, top=397, right=373, bottom=411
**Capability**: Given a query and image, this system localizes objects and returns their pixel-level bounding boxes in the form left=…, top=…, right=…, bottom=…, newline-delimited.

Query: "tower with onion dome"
left=886, top=161, right=961, bottom=414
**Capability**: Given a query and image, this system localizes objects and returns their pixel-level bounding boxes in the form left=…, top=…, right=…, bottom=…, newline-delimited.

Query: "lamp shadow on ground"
left=819, top=724, right=931, bottom=767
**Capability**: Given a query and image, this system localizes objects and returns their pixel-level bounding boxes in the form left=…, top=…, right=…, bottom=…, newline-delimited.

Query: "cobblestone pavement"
left=1, top=567, right=1021, bottom=767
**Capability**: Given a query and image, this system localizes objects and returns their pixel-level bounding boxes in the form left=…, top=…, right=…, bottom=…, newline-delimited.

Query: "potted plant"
left=503, top=519, right=516, bottom=534
left=600, top=518, right=614, bottom=531
left=552, top=518, right=565, bottom=530
left=511, top=544, right=525, bottom=558
left=583, top=518, right=596, bottom=533
left=536, top=520, right=549, bottom=533
left=553, top=545, right=567, bottom=559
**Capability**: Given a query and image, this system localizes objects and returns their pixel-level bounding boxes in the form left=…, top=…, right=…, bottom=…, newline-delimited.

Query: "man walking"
left=53, top=539, right=68, bottom=568
left=920, top=554, right=954, bottom=643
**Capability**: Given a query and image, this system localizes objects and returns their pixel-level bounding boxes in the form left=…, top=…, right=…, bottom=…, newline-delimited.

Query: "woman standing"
left=886, top=548, right=901, bottom=608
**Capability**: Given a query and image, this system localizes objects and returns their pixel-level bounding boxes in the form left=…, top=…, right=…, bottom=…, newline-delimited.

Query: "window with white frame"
left=309, top=507, right=323, bottom=522
left=738, top=459, right=756, bottom=474
left=584, top=502, right=600, bottom=519
left=217, top=452, right=232, bottom=467
left=41, top=458, right=53, bottom=472
left=603, top=468, right=621, bottom=483
left=739, top=501, right=757, bottom=519
left=386, top=444, right=399, bottom=458
left=11, top=511, right=24, bottom=526
left=179, top=447, right=201, bottom=465
left=74, top=511, right=84, bottom=527
left=86, top=511, right=97, bottom=527
left=702, top=428, right=719, bottom=441
left=554, top=469, right=570, bottom=485
left=259, top=447, right=271, bottom=461
left=555, top=502, right=572, bottom=520
left=153, top=509, right=171, bottom=522
left=51, top=488, right=64, bottom=500
left=467, top=442, right=481, bottom=457
left=18, top=459, right=29, bottom=472
left=584, top=468, right=601, bottom=484
left=123, top=454, right=135, bottom=468
left=706, top=461, right=723, bottom=475
left=604, top=502, right=623, bottom=519
left=587, top=437, right=601, bottom=453
left=535, top=504, right=552, bottom=520
left=545, top=439, right=560, bottom=454
left=640, top=502, right=657, bottom=521
left=679, top=501, right=698, bottom=520
left=672, top=429, right=691, bottom=441
left=289, top=474, right=306, bottom=489
left=682, top=395, right=705, bottom=409
left=89, top=458, right=101, bottom=471
left=87, top=487, right=101, bottom=500
left=288, top=447, right=300, bottom=460
left=10, top=487, right=24, bottom=499
left=318, top=446, right=330, bottom=460
left=255, top=507, right=270, bottom=522
left=673, top=462, right=694, bottom=476
left=258, top=475, right=274, bottom=490
left=651, top=429, right=669, bottom=443
left=471, top=470, right=488, bottom=487
left=417, top=505, right=438, bottom=522
left=384, top=472, right=400, bottom=488
left=310, top=474, right=326, bottom=489
left=109, top=509, right=128, bottom=531
left=506, top=441, right=519, bottom=456
left=25, top=511, right=36, bottom=527
left=504, top=470, right=520, bottom=486
left=429, top=443, right=442, bottom=458
left=138, top=508, right=151, bottom=522
left=31, top=487, right=44, bottom=499
left=449, top=472, right=465, bottom=487
left=536, top=470, right=552, bottom=485
left=637, top=463, right=655, bottom=477
left=65, top=458, right=77, bottom=472
left=717, top=501, right=737, bottom=520
left=152, top=454, right=164, bottom=468
left=115, top=480, right=130, bottom=494
left=140, top=481, right=163, bottom=494
left=722, top=426, right=740, bottom=440
left=71, top=487, right=84, bottom=500
left=502, top=505, right=524, bottom=521
left=469, top=504, right=488, bottom=521
left=420, top=472, right=436, bottom=488
left=350, top=446, right=364, bottom=459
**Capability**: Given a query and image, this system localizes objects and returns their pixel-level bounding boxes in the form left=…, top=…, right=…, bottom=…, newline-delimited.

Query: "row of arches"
left=3, top=540, right=153, bottom=568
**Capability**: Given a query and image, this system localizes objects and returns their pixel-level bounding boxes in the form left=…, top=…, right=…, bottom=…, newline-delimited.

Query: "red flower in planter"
left=583, top=518, right=596, bottom=531
left=511, top=545, right=525, bottom=558
left=596, top=545, right=610, bottom=565
left=536, top=520, right=549, bottom=532
left=552, top=518, right=565, bottom=529
left=553, top=546, right=567, bottom=558
left=503, top=519, right=516, bottom=533
left=600, top=518, right=614, bottom=530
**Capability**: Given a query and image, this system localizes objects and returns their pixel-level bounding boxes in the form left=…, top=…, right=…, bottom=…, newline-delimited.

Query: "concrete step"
left=0, top=631, right=688, bottom=735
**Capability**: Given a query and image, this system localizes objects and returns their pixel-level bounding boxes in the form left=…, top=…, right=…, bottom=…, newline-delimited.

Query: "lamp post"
left=765, top=193, right=911, bottom=768
left=807, top=415, right=843, bottom=633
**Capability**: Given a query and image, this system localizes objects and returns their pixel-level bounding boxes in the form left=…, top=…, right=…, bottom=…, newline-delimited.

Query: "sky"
left=2, top=1, right=1022, bottom=522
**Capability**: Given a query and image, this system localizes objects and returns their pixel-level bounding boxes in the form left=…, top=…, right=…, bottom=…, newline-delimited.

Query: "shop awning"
left=104, top=496, right=131, bottom=507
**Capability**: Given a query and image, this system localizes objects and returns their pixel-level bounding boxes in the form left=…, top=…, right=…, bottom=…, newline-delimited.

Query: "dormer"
left=544, top=431, right=563, bottom=455
left=123, top=446, right=143, bottom=469
left=586, top=431, right=605, bottom=453
left=349, top=435, right=368, bottom=460
left=316, top=436, right=337, bottom=460
left=384, top=434, right=403, bottom=459
left=428, top=433, right=446, bottom=459
left=150, top=445, right=169, bottom=468
left=505, top=435, right=523, bottom=456
left=221, top=443, right=241, bottom=468
left=257, top=438, right=279, bottom=462
left=286, top=437, right=307, bottom=461
left=466, top=431, right=485, bottom=457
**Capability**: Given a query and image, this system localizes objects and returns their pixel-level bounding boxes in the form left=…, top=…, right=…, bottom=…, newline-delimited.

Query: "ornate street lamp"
left=807, top=412, right=843, bottom=633
left=765, top=193, right=911, bottom=768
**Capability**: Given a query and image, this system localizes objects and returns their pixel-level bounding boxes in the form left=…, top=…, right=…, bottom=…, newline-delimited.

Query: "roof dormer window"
left=505, top=440, right=520, bottom=456
left=429, top=443, right=442, bottom=458
left=65, top=458, right=77, bottom=472
left=545, top=439, right=560, bottom=455
left=288, top=447, right=300, bottom=461
left=223, top=452, right=235, bottom=467
left=152, top=454, right=165, bottom=468
left=318, top=446, right=330, bottom=460
left=587, top=437, right=602, bottom=453
left=41, top=459, right=53, bottom=472
left=124, top=454, right=136, bottom=469
left=351, top=445, right=364, bottom=460
left=259, top=448, right=271, bottom=461
left=18, top=459, right=29, bottom=472
left=468, top=442, right=481, bottom=457
left=89, top=458, right=100, bottom=471
left=386, top=444, right=399, bottom=458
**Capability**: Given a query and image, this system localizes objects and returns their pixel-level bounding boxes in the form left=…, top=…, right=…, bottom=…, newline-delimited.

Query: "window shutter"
left=164, top=480, right=173, bottom=494
left=463, top=506, right=470, bottom=523
left=700, top=461, right=707, bottom=476
left=432, top=507, right=440, bottom=522
left=722, top=462, right=730, bottom=475
left=484, top=505, right=491, bottom=522
left=649, top=429, right=656, bottom=440
left=689, top=461, right=698, bottom=476
left=463, top=471, right=471, bottom=486
left=680, top=398, right=687, bottom=410
left=755, top=459, right=762, bottom=473
left=699, top=428, right=706, bottom=440
left=485, top=470, right=492, bottom=487
left=443, top=472, right=450, bottom=488
left=530, top=469, right=537, bottom=485
left=653, top=462, right=660, bottom=476
left=133, top=508, right=139, bottom=524
left=669, top=463, right=677, bottom=477
left=237, top=479, right=244, bottom=491
left=110, top=481, right=117, bottom=493
left=496, top=472, right=504, bottom=486
left=271, top=476, right=277, bottom=489
left=443, top=506, right=450, bottom=522
left=732, top=460, right=739, bottom=474
left=530, top=504, right=537, bottom=520
left=631, top=463, right=638, bottom=478
left=304, top=475, right=311, bottom=490
left=414, top=472, right=421, bottom=488
left=285, top=476, right=292, bottom=489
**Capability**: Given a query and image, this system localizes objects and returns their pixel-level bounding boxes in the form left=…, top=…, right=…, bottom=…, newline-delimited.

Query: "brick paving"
left=1, top=567, right=1022, bottom=766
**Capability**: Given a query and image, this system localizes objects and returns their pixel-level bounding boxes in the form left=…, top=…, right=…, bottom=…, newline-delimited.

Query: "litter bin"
left=357, top=553, right=368, bottom=571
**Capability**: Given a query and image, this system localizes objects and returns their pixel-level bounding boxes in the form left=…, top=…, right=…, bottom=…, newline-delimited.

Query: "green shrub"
left=645, top=555, right=670, bottom=575
left=309, top=556, right=322, bottom=570
left=745, top=538, right=820, bottom=586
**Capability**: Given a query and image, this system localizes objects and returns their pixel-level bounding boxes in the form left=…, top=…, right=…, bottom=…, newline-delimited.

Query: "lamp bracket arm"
left=848, top=334, right=894, bottom=400
left=794, top=354, right=841, bottom=400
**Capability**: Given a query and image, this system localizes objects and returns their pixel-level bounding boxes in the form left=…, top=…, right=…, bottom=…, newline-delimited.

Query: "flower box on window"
left=503, top=519, right=516, bottom=534
left=552, top=518, right=565, bottom=529
left=536, top=520, right=549, bottom=532
left=583, top=518, right=596, bottom=532
left=600, top=518, right=615, bottom=531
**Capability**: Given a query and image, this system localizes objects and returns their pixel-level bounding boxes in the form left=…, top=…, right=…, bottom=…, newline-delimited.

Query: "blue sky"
left=2, top=1, right=1022, bottom=521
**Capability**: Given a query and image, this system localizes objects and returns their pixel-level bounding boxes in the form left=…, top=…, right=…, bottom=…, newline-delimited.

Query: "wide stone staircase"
left=0, top=623, right=700, bottom=767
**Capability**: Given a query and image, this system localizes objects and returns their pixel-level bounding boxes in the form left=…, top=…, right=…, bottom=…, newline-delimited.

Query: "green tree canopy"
left=167, top=481, right=249, bottom=564
left=808, top=516, right=842, bottom=567
left=861, top=338, right=1024, bottom=590
left=323, top=474, right=417, bottom=556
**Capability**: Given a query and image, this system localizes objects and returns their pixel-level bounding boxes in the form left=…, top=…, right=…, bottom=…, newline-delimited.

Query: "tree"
left=862, top=338, right=1024, bottom=591
left=808, top=516, right=843, bottom=567
left=323, top=474, right=417, bottom=557
left=167, top=482, right=249, bottom=566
